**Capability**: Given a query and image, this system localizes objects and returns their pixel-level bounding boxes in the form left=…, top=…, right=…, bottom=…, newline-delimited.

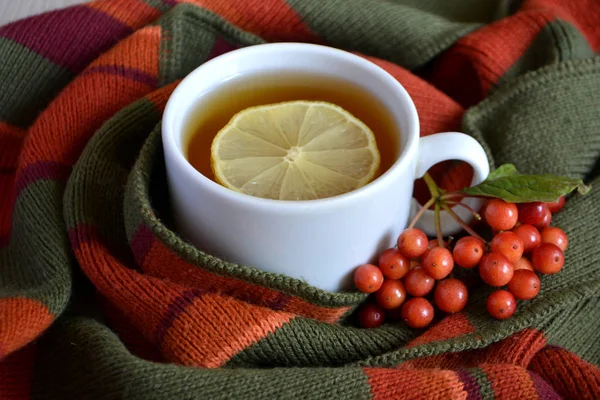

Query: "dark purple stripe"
left=268, top=292, right=292, bottom=311
left=217, top=284, right=291, bottom=311
left=15, top=161, right=71, bottom=195
left=457, top=369, right=483, bottom=400
left=207, top=36, right=239, bottom=60
left=84, top=65, right=157, bottom=87
left=0, top=6, right=131, bottom=72
left=528, top=371, right=563, bottom=400
left=130, top=223, right=155, bottom=266
left=68, top=224, right=98, bottom=251
left=155, top=290, right=205, bottom=345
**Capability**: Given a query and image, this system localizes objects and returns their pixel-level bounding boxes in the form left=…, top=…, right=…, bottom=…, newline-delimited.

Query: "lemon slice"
left=210, top=101, right=381, bottom=200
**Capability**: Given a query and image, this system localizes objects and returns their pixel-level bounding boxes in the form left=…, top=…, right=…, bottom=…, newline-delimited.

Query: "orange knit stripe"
left=89, top=25, right=161, bottom=77
left=479, top=328, right=546, bottom=367
left=400, top=328, right=546, bottom=370
left=143, top=239, right=292, bottom=307
left=72, top=243, right=177, bottom=333
left=146, top=80, right=180, bottom=112
left=142, top=238, right=349, bottom=323
left=407, top=313, right=475, bottom=348
left=17, top=28, right=161, bottom=169
left=525, top=0, right=600, bottom=51
left=432, top=9, right=554, bottom=107
left=19, top=74, right=153, bottom=168
left=0, top=343, right=36, bottom=400
left=180, top=0, right=320, bottom=43
left=481, top=364, right=540, bottom=399
left=87, top=0, right=162, bottom=29
left=361, top=56, right=464, bottom=136
left=72, top=240, right=195, bottom=356
left=440, top=162, right=474, bottom=193
left=0, top=298, right=53, bottom=358
left=364, top=367, right=466, bottom=400
left=459, top=10, right=553, bottom=89
left=160, top=293, right=294, bottom=368
left=529, top=346, right=600, bottom=399
left=73, top=225, right=293, bottom=367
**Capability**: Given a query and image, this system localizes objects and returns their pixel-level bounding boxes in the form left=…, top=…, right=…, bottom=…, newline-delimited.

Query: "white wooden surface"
left=1, top=0, right=89, bottom=26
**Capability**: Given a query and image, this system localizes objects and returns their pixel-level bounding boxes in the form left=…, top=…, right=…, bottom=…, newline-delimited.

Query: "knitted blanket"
left=1, top=0, right=599, bottom=398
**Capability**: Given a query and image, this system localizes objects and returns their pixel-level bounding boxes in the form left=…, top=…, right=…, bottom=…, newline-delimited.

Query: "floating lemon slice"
left=210, top=101, right=381, bottom=200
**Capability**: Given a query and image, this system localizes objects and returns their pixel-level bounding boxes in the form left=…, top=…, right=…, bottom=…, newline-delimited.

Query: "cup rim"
left=162, top=42, right=420, bottom=212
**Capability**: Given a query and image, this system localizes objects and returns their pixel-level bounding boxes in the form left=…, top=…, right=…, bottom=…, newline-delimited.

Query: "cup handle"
left=412, top=132, right=490, bottom=237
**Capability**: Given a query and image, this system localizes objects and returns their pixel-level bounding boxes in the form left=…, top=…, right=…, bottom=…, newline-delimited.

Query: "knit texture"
left=1, top=0, right=599, bottom=398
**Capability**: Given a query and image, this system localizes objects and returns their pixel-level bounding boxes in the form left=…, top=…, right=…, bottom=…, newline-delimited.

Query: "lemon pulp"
left=210, top=101, right=381, bottom=200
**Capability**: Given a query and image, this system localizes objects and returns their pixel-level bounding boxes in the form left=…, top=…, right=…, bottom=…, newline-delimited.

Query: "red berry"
left=540, top=227, right=568, bottom=252
left=421, top=239, right=443, bottom=261
left=490, top=231, right=524, bottom=263
left=484, top=199, right=518, bottom=231
left=375, top=280, right=407, bottom=310
left=547, top=196, right=565, bottom=213
left=428, top=239, right=442, bottom=249
left=532, top=243, right=564, bottom=274
left=378, top=248, right=410, bottom=279
left=354, top=264, right=384, bottom=293
left=401, top=297, right=434, bottom=329
left=486, top=290, right=517, bottom=320
left=517, top=202, right=549, bottom=226
left=453, top=236, right=485, bottom=268
left=512, top=224, right=541, bottom=252
left=434, top=278, right=468, bottom=313
left=403, top=266, right=435, bottom=297
left=479, top=253, right=514, bottom=287
left=358, top=303, right=385, bottom=328
left=508, top=269, right=541, bottom=300
left=422, top=247, right=454, bottom=280
left=397, top=228, right=428, bottom=258
left=534, top=208, right=552, bottom=230
left=514, top=257, right=534, bottom=271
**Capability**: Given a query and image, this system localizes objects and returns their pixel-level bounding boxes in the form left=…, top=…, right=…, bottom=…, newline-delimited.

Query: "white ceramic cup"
left=162, top=43, right=490, bottom=293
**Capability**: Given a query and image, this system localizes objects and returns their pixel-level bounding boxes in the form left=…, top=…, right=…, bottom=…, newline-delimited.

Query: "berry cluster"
left=355, top=195, right=567, bottom=329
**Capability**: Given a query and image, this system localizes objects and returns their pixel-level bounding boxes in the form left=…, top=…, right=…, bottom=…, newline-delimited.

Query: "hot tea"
left=184, top=72, right=400, bottom=189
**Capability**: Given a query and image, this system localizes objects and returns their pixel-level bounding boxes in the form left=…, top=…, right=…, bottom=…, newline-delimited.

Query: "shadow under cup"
left=162, top=43, right=420, bottom=293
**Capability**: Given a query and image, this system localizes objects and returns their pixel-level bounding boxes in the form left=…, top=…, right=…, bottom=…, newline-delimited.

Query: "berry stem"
left=445, top=201, right=482, bottom=220
left=440, top=193, right=464, bottom=201
left=423, top=172, right=440, bottom=198
left=434, top=201, right=444, bottom=247
left=441, top=203, right=485, bottom=241
left=408, top=197, right=436, bottom=229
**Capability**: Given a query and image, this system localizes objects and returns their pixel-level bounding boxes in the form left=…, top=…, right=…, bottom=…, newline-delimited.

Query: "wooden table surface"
left=1, top=0, right=89, bottom=26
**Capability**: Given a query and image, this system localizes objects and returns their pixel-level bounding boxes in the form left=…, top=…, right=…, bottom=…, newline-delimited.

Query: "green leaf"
left=486, top=163, right=518, bottom=180
left=461, top=174, right=590, bottom=203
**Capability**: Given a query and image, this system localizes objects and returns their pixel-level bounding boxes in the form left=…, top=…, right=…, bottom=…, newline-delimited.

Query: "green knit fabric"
left=0, top=1, right=599, bottom=399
